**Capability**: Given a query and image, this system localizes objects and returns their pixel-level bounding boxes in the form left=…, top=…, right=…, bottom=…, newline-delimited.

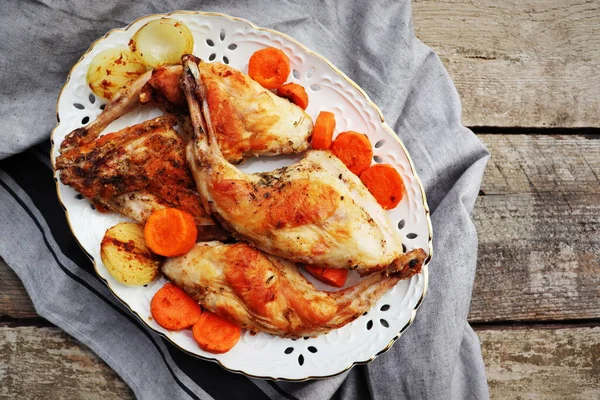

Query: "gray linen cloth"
left=0, top=0, right=490, bottom=398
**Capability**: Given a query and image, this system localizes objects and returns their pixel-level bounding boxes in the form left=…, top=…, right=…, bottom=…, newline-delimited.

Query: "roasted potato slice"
left=86, top=47, right=147, bottom=100
left=129, top=18, right=194, bottom=68
left=100, top=222, right=162, bottom=285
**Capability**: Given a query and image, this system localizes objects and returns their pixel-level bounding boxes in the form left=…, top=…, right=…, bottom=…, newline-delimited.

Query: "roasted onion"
left=86, top=47, right=147, bottom=100
left=129, top=18, right=194, bottom=68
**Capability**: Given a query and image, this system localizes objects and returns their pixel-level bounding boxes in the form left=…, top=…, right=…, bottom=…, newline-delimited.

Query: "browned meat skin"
left=163, top=242, right=427, bottom=338
left=197, top=60, right=313, bottom=164
left=64, top=71, right=145, bottom=153
left=182, top=55, right=406, bottom=275
left=56, top=115, right=228, bottom=241
left=140, top=61, right=313, bottom=163
left=139, top=65, right=187, bottom=113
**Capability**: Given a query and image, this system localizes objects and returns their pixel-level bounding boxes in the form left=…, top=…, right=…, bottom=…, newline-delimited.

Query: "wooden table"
left=1, top=1, right=599, bottom=398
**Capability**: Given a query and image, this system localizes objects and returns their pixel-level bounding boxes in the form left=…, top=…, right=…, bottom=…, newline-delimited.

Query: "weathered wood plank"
left=0, top=257, right=37, bottom=319
left=412, top=0, right=600, bottom=127
left=477, top=326, right=600, bottom=400
left=469, top=134, right=600, bottom=322
left=1, top=324, right=598, bottom=399
left=478, top=134, right=600, bottom=195
left=0, top=324, right=133, bottom=399
left=472, top=193, right=600, bottom=321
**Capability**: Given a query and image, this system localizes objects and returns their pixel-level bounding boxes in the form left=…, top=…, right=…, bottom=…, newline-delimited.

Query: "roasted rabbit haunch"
left=62, top=64, right=189, bottom=154
left=197, top=60, right=313, bottom=163
left=183, top=55, right=405, bottom=275
left=56, top=115, right=227, bottom=240
left=141, top=61, right=315, bottom=163
left=162, top=241, right=427, bottom=338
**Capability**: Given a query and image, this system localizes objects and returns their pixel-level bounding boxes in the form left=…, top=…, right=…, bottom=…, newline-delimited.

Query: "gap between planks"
left=478, top=326, right=600, bottom=399
left=469, top=126, right=600, bottom=135
left=472, top=319, right=600, bottom=331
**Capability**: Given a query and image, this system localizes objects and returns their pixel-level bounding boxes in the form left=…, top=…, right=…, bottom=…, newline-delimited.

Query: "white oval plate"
left=51, top=11, right=432, bottom=381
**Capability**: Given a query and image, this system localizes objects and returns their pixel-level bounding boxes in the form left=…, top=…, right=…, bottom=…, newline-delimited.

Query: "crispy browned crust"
left=56, top=115, right=220, bottom=234
left=163, top=244, right=427, bottom=338
left=139, top=66, right=187, bottom=113
left=381, top=248, right=427, bottom=279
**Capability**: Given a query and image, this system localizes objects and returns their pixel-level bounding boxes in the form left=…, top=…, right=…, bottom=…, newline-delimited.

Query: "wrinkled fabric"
left=0, top=1, right=490, bottom=399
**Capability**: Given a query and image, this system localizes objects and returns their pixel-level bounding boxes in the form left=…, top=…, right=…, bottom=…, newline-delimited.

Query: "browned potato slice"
left=100, top=222, right=162, bottom=285
left=86, top=47, right=147, bottom=100
left=129, top=18, right=194, bottom=68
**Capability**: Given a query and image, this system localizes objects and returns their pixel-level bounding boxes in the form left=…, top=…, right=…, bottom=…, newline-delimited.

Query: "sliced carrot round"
left=248, top=47, right=290, bottom=89
left=277, top=83, right=309, bottom=109
left=192, top=310, right=242, bottom=354
left=311, top=111, right=336, bottom=150
left=330, top=131, right=373, bottom=176
left=305, top=265, right=348, bottom=288
left=144, top=208, right=197, bottom=257
left=150, top=283, right=202, bottom=331
left=360, top=164, right=405, bottom=210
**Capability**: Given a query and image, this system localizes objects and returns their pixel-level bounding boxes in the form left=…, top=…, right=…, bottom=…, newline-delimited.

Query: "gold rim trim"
left=50, top=10, right=433, bottom=382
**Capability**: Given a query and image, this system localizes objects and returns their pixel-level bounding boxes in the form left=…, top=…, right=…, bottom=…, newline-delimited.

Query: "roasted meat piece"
left=63, top=69, right=160, bottom=153
left=56, top=115, right=227, bottom=240
left=197, top=60, right=313, bottom=163
left=139, top=65, right=187, bottom=113
left=141, top=60, right=313, bottom=163
left=182, top=56, right=406, bottom=275
left=162, top=241, right=427, bottom=338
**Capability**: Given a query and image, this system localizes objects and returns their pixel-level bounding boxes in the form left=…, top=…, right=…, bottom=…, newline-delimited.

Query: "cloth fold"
left=0, top=1, right=490, bottom=398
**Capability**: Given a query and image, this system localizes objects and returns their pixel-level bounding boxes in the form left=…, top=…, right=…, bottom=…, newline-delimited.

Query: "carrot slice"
left=144, top=208, right=197, bottom=257
left=360, top=164, right=405, bottom=210
left=192, top=310, right=242, bottom=354
left=330, top=131, right=373, bottom=176
left=277, top=83, right=309, bottom=110
left=311, top=111, right=336, bottom=150
left=151, top=283, right=202, bottom=331
left=305, top=265, right=349, bottom=288
left=248, top=47, right=290, bottom=89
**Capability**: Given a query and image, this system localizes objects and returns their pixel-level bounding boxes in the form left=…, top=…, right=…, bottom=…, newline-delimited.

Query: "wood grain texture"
left=1, top=324, right=597, bottom=399
left=0, top=325, right=133, bottom=399
left=469, top=134, right=600, bottom=322
left=412, top=0, right=600, bottom=127
left=0, top=257, right=37, bottom=319
left=478, top=326, right=600, bottom=399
